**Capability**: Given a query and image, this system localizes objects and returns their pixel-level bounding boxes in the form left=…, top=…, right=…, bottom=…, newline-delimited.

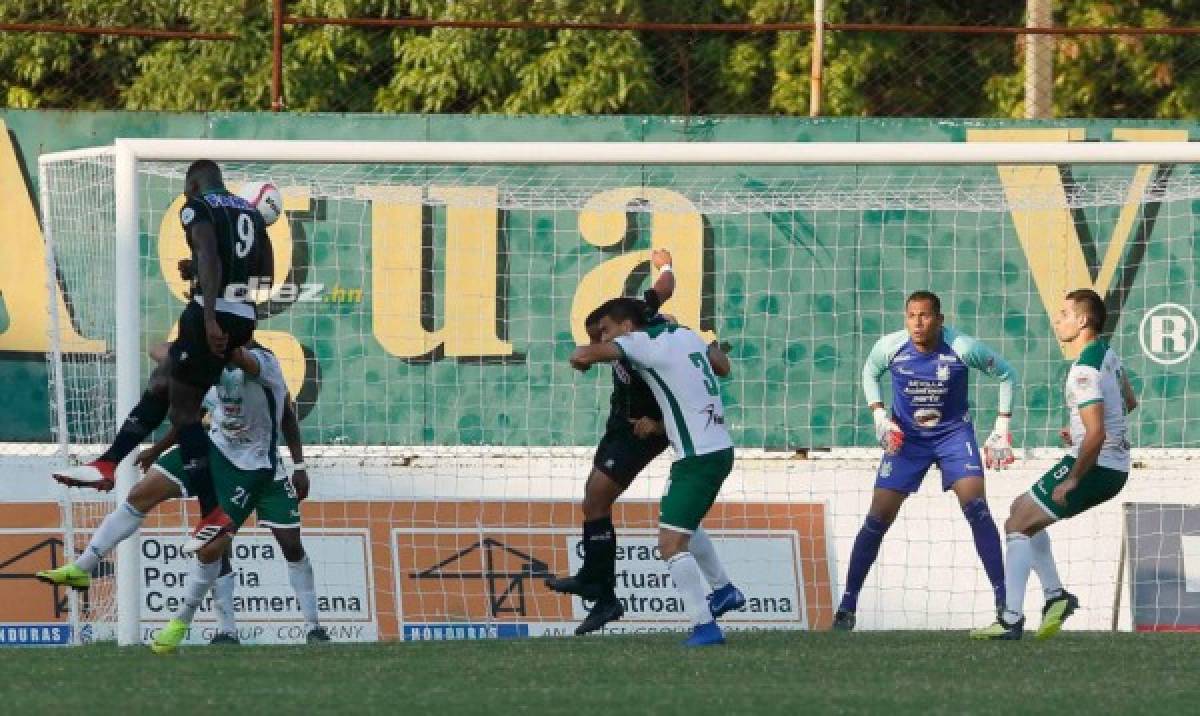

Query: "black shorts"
left=592, top=427, right=668, bottom=488
left=169, top=301, right=255, bottom=388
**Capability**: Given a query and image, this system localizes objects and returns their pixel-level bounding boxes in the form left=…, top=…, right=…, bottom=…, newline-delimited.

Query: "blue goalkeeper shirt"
left=862, top=327, right=1017, bottom=439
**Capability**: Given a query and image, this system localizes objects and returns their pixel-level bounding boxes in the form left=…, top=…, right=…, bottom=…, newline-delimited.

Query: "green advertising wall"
left=3, top=111, right=1197, bottom=449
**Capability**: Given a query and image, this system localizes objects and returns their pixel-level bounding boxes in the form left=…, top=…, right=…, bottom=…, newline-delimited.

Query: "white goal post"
left=40, top=139, right=1200, bottom=646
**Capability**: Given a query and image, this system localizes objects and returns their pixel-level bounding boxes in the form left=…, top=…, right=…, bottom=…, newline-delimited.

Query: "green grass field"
left=5, top=631, right=1199, bottom=714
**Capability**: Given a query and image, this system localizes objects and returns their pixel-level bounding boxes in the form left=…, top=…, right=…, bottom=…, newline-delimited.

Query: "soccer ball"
left=239, top=181, right=283, bottom=227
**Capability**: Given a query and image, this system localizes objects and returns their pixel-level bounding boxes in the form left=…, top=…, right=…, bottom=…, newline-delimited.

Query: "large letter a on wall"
left=0, top=120, right=104, bottom=353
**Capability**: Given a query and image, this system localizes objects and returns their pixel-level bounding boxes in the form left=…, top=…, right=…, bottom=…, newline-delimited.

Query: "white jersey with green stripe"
left=1065, top=339, right=1130, bottom=472
left=613, top=324, right=733, bottom=460
left=202, top=347, right=287, bottom=472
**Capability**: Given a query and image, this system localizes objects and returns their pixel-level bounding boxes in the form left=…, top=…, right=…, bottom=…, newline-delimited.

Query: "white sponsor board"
left=566, top=531, right=806, bottom=628
left=139, top=529, right=376, bottom=644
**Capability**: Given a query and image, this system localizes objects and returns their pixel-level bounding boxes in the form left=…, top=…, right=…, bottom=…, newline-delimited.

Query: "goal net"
left=40, top=140, right=1200, bottom=645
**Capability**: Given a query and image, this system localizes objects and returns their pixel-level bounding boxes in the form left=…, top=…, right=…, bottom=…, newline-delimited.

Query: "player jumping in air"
left=546, top=250, right=744, bottom=635
left=54, top=161, right=273, bottom=552
left=834, top=290, right=1019, bottom=631
left=972, top=289, right=1137, bottom=640
left=570, top=299, right=738, bottom=647
left=38, top=344, right=328, bottom=648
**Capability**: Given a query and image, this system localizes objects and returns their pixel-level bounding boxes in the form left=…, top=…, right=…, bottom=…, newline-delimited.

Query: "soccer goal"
left=40, top=139, right=1200, bottom=646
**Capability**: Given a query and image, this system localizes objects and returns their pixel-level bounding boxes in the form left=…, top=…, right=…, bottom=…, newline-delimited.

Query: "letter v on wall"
left=0, top=119, right=103, bottom=353
left=968, top=127, right=1187, bottom=358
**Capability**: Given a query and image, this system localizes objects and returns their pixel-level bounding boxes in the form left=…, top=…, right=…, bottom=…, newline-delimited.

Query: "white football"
left=239, top=181, right=283, bottom=226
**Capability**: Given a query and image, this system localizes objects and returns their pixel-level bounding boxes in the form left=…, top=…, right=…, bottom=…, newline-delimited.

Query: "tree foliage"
left=1, top=0, right=1198, bottom=117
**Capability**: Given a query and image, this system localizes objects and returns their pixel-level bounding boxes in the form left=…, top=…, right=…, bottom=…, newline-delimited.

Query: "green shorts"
left=154, top=446, right=300, bottom=529
left=1029, top=455, right=1129, bottom=520
left=660, top=447, right=735, bottom=533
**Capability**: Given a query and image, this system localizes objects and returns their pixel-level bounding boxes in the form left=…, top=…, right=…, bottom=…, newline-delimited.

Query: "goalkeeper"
left=834, top=291, right=1018, bottom=630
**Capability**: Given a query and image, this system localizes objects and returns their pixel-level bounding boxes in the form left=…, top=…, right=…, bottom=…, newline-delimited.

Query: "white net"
left=42, top=147, right=1200, bottom=641
left=41, top=150, right=119, bottom=641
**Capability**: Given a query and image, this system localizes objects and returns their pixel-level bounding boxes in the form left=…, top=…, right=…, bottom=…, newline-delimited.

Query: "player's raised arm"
left=646, top=248, right=675, bottom=308
left=952, top=331, right=1019, bottom=469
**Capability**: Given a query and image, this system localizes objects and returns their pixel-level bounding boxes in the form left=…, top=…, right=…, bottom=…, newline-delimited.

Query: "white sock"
left=1003, top=533, right=1032, bottom=621
left=688, top=527, right=731, bottom=590
left=175, top=559, right=221, bottom=625
left=213, top=572, right=237, bottom=635
left=287, top=555, right=320, bottom=628
left=666, top=552, right=712, bottom=627
left=1029, top=530, right=1064, bottom=599
left=75, top=501, right=145, bottom=573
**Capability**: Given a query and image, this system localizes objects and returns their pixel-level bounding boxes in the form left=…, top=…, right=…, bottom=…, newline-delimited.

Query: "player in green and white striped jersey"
left=570, top=298, right=735, bottom=647
left=972, top=289, right=1138, bottom=641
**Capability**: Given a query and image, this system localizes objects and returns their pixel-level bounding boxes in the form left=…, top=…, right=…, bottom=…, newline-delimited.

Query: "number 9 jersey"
left=180, top=190, right=270, bottom=319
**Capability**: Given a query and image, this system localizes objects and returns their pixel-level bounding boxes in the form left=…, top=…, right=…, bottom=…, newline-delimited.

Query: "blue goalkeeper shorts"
left=875, top=424, right=984, bottom=494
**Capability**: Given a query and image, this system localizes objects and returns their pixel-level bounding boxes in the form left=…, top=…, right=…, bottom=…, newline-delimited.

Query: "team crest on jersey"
left=1075, top=374, right=1093, bottom=387
left=879, top=461, right=893, bottom=478
left=936, top=364, right=950, bottom=381
left=180, top=207, right=195, bottom=225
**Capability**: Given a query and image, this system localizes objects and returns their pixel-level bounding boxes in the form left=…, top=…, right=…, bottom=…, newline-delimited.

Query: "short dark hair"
left=1066, top=288, right=1106, bottom=330
left=603, top=297, right=650, bottom=328
left=585, top=303, right=609, bottom=328
left=905, top=290, right=941, bottom=315
left=185, top=159, right=223, bottom=186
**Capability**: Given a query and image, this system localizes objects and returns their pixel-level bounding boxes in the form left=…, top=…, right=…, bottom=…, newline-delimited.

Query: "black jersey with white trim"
left=180, top=190, right=269, bottom=317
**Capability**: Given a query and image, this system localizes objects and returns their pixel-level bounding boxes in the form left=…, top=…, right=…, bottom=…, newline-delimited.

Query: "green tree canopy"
left=2, top=0, right=1198, bottom=118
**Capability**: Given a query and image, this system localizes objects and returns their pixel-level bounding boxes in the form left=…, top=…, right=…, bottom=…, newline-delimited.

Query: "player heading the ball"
left=53, top=161, right=275, bottom=554
left=570, top=299, right=737, bottom=647
left=834, top=290, right=1019, bottom=631
left=972, top=289, right=1137, bottom=641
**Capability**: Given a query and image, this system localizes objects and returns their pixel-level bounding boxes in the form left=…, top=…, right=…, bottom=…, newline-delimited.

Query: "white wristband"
left=993, top=415, right=1010, bottom=434
left=872, top=406, right=888, bottom=426
left=659, top=264, right=673, bottom=273
left=292, top=461, right=307, bottom=471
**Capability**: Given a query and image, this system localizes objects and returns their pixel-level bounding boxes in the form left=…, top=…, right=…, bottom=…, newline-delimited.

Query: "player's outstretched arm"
left=570, top=343, right=622, bottom=371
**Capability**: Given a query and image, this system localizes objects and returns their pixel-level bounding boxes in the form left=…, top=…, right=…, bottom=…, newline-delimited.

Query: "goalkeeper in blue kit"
left=834, top=291, right=1019, bottom=630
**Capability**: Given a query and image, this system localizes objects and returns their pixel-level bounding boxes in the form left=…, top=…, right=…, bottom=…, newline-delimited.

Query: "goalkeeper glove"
left=983, top=415, right=1015, bottom=470
left=873, top=407, right=904, bottom=456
